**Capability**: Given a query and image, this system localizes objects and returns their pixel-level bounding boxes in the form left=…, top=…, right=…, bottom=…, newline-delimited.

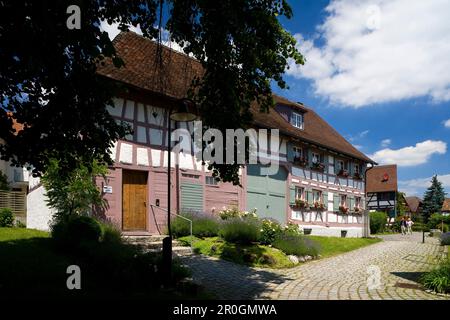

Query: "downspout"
left=364, top=162, right=375, bottom=238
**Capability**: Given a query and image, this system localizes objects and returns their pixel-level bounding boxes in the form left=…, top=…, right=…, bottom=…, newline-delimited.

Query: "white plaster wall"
left=300, top=225, right=363, bottom=238
left=26, top=185, right=54, bottom=231
left=119, top=143, right=133, bottom=164
left=136, top=148, right=149, bottom=166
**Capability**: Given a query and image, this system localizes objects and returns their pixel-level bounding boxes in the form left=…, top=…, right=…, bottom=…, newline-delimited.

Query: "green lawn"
left=308, top=235, right=382, bottom=258
left=178, top=235, right=381, bottom=268
left=0, top=228, right=205, bottom=299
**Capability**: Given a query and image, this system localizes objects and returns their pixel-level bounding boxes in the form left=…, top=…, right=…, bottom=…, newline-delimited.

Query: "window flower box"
left=337, top=169, right=349, bottom=177
left=339, top=205, right=349, bottom=214
left=353, top=207, right=362, bottom=215
left=293, top=156, right=307, bottom=167
left=293, top=199, right=309, bottom=210
left=311, top=162, right=325, bottom=172
left=313, top=201, right=326, bottom=211
left=353, top=172, right=362, bottom=180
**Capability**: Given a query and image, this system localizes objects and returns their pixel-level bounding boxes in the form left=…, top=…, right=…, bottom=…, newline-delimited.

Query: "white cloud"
left=347, top=130, right=369, bottom=142
left=99, top=21, right=143, bottom=40
left=381, top=139, right=391, bottom=147
left=287, top=0, right=450, bottom=107
left=444, top=119, right=450, bottom=128
left=369, top=140, right=447, bottom=166
left=399, top=174, right=450, bottom=196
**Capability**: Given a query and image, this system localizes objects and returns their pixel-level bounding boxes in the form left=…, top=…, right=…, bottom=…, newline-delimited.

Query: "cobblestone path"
left=181, top=233, right=448, bottom=300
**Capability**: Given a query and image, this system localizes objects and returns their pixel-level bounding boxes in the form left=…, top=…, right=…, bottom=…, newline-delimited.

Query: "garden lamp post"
left=162, top=98, right=198, bottom=284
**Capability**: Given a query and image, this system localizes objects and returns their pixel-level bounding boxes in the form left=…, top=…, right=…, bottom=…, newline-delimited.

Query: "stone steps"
left=123, top=235, right=192, bottom=256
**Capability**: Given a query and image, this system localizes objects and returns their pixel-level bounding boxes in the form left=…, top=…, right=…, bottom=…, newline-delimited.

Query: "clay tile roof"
left=442, top=198, right=450, bottom=212
left=366, top=165, right=398, bottom=193
left=405, top=196, right=422, bottom=213
left=98, top=32, right=373, bottom=163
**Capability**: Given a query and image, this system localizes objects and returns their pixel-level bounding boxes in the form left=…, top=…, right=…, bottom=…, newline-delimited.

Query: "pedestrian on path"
left=400, top=216, right=407, bottom=235
left=406, top=217, right=414, bottom=235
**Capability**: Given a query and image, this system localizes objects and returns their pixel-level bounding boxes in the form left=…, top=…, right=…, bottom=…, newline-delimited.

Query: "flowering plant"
left=260, top=219, right=282, bottom=245
left=339, top=205, right=349, bottom=214
left=293, top=156, right=307, bottom=167
left=218, top=207, right=257, bottom=220
left=311, top=162, right=325, bottom=172
left=314, top=201, right=326, bottom=211
left=294, top=199, right=308, bottom=209
left=283, top=222, right=303, bottom=236
left=353, top=207, right=362, bottom=215
left=338, top=169, right=349, bottom=177
left=353, top=172, right=362, bottom=180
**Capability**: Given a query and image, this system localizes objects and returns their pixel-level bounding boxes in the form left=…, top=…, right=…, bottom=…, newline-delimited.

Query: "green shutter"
left=346, top=196, right=351, bottom=209
left=322, top=191, right=328, bottom=206
left=307, top=190, right=313, bottom=205
left=333, top=193, right=340, bottom=211
left=349, top=161, right=354, bottom=176
left=308, top=149, right=313, bottom=167
left=180, top=182, right=204, bottom=212
left=287, top=141, right=294, bottom=162
left=350, top=196, right=355, bottom=210
left=324, top=155, right=329, bottom=173
left=334, top=157, right=339, bottom=174
left=289, top=185, right=296, bottom=205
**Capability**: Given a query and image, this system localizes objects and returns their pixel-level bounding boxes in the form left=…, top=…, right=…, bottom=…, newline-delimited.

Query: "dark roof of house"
left=442, top=198, right=450, bottom=212
left=98, top=31, right=374, bottom=163
left=405, top=196, right=422, bottom=213
left=366, top=165, right=398, bottom=193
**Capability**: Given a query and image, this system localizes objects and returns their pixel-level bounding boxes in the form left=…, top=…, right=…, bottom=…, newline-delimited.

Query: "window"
left=312, top=189, right=322, bottom=203
left=337, top=160, right=345, bottom=171
left=340, top=194, right=347, bottom=207
left=293, top=146, right=302, bottom=159
left=355, top=197, right=361, bottom=208
left=290, top=112, right=304, bottom=129
left=295, top=186, right=304, bottom=200
left=182, top=173, right=200, bottom=179
left=354, top=163, right=360, bottom=174
left=206, top=176, right=218, bottom=185
left=312, top=152, right=320, bottom=164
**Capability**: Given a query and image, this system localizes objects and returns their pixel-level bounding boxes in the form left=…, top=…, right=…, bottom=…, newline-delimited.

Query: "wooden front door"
left=122, top=170, right=148, bottom=231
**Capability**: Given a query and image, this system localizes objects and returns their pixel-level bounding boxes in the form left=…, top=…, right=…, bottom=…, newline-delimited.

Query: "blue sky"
left=270, top=0, right=450, bottom=197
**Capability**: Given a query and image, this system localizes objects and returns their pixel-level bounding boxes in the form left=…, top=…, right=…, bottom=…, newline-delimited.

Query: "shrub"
left=259, top=219, right=282, bottom=245
left=15, top=220, right=26, bottom=228
left=51, top=215, right=101, bottom=251
left=282, top=222, right=303, bottom=237
left=441, top=232, right=450, bottom=246
left=428, top=213, right=450, bottom=229
left=99, top=221, right=123, bottom=244
left=219, top=218, right=261, bottom=244
left=421, top=260, right=450, bottom=294
left=370, top=211, right=387, bottom=234
left=218, top=207, right=257, bottom=220
left=0, top=208, right=14, bottom=227
left=272, top=235, right=320, bottom=257
left=172, top=213, right=221, bottom=238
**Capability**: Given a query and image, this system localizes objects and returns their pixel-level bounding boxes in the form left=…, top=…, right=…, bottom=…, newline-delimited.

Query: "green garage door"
left=246, top=165, right=287, bottom=223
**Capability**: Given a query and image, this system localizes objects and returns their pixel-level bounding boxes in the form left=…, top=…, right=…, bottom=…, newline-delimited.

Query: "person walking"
left=400, top=216, right=407, bottom=235
left=406, top=217, right=414, bottom=235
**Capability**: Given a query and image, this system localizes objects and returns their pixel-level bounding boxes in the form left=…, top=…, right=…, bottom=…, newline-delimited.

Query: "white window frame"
left=291, top=112, right=304, bottom=129
left=206, top=176, right=218, bottom=185
left=340, top=194, right=347, bottom=207
left=355, top=197, right=361, bottom=208
left=295, top=186, right=304, bottom=200
left=312, top=152, right=320, bottom=164
left=293, top=146, right=303, bottom=158
left=337, top=160, right=345, bottom=171
left=312, top=189, right=322, bottom=203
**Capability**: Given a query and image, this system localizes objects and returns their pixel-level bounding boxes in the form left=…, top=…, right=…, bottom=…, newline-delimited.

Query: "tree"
left=396, top=192, right=408, bottom=217
left=41, top=159, right=108, bottom=220
left=0, top=1, right=303, bottom=184
left=422, top=175, right=446, bottom=222
left=0, top=172, right=9, bottom=191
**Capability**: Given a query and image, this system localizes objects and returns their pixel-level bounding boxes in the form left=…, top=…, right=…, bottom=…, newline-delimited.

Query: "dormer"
left=290, top=111, right=304, bottom=130
left=274, top=102, right=307, bottom=130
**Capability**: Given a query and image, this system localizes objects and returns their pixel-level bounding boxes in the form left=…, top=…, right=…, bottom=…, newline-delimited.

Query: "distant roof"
left=442, top=198, right=450, bottom=212
left=405, top=196, right=422, bottom=213
left=366, top=165, right=398, bottom=193
left=98, top=32, right=374, bottom=163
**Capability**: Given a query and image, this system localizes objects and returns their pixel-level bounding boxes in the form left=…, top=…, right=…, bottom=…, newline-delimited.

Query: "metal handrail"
left=149, top=205, right=193, bottom=252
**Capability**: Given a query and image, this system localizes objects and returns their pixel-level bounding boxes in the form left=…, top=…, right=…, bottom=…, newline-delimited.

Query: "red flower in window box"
left=353, top=172, right=362, bottom=180
left=339, top=205, right=349, bottom=214
left=294, top=199, right=309, bottom=209
left=353, top=207, right=362, bottom=215
left=311, top=162, right=325, bottom=172
left=314, top=201, right=326, bottom=211
left=293, top=156, right=307, bottom=167
left=338, top=169, right=349, bottom=177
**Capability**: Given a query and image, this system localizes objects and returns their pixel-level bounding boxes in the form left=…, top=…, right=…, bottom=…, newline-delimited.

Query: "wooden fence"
left=0, top=190, right=27, bottom=218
